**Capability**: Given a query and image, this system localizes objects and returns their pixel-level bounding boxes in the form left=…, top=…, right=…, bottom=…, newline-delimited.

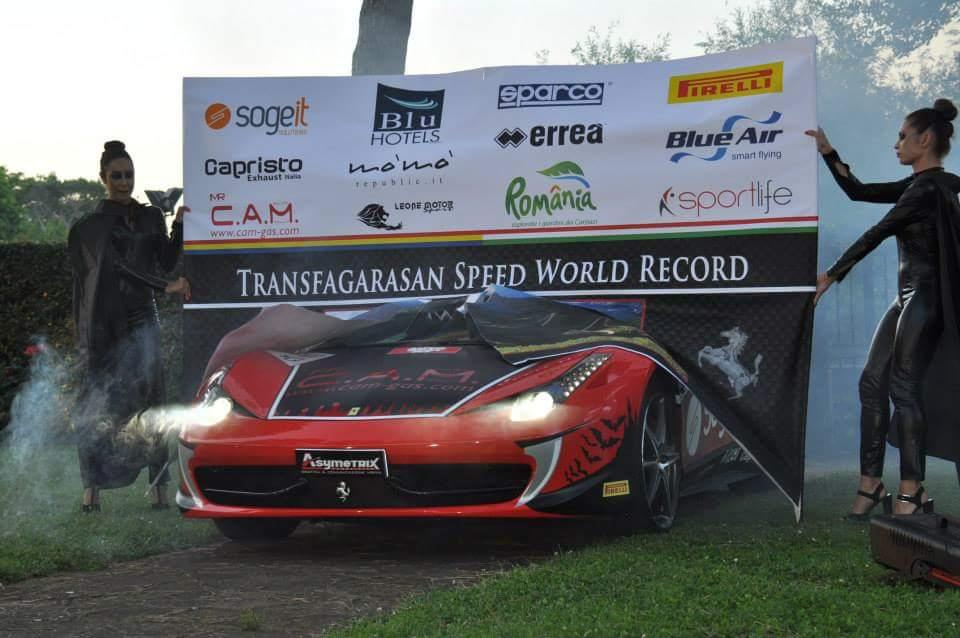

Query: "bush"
left=0, top=242, right=183, bottom=431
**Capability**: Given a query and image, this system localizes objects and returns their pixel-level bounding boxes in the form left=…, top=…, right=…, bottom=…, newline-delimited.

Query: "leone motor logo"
left=667, top=111, right=783, bottom=163
left=505, top=161, right=598, bottom=220
left=371, top=83, right=445, bottom=146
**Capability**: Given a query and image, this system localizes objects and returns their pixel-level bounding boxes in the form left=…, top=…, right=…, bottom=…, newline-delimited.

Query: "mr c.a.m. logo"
left=505, top=161, right=598, bottom=220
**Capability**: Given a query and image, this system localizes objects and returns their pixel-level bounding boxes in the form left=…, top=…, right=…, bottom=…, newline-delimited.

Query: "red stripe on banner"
left=184, top=216, right=820, bottom=247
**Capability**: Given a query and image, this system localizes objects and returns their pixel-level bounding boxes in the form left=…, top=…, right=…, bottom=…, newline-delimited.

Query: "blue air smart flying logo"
left=666, top=112, right=783, bottom=162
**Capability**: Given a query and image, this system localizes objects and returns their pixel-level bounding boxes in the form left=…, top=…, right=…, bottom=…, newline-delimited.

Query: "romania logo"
left=668, top=62, right=783, bottom=104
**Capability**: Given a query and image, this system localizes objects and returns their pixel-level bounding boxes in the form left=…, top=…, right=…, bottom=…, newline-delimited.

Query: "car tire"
left=214, top=517, right=300, bottom=542
left=630, top=377, right=681, bottom=531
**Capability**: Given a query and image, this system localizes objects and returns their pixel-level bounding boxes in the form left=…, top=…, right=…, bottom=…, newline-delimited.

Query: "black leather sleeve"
left=823, top=150, right=913, bottom=204
left=147, top=205, right=183, bottom=273
left=826, top=179, right=936, bottom=282
left=114, top=256, right=169, bottom=291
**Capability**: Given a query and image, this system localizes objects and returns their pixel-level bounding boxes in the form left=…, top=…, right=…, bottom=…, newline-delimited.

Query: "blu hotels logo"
left=668, top=62, right=783, bottom=104
left=204, top=98, right=310, bottom=136
left=371, top=84, right=445, bottom=146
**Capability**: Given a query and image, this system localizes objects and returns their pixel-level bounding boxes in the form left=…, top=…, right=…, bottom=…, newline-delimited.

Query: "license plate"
left=296, top=449, right=388, bottom=477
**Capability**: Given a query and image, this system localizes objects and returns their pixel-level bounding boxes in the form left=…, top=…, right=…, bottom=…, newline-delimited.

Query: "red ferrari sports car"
left=177, top=288, right=759, bottom=540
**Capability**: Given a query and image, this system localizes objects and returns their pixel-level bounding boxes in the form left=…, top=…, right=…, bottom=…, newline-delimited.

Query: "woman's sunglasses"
left=109, top=171, right=134, bottom=180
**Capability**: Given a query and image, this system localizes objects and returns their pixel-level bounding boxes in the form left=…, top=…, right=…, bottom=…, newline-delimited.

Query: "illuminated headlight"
left=509, top=352, right=611, bottom=422
left=510, top=391, right=556, bottom=422
left=191, top=394, right=233, bottom=427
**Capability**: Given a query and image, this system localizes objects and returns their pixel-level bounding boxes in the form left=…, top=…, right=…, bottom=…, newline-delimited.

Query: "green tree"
left=0, top=167, right=24, bottom=241
left=5, top=173, right=103, bottom=243
left=571, top=24, right=671, bottom=65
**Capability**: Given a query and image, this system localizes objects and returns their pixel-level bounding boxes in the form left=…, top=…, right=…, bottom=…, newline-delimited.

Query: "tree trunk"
left=352, top=0, right=414, bottom=76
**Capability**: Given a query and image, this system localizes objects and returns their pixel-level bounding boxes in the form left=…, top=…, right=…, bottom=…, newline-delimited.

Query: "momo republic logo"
left=505, top=161, right=597, bottom=221
left=498, top=82, right=604, bottom=109
left=204, top=98, right=309, bottom=136
left=495, top=123, right=603, bottom=148
left=659, top=179, right=794, bottom=217
left=371, top=84, right=445, bottom=146
left=668, top=62, right=783, bottom=104
left=667, top=112, right=783, bottom=163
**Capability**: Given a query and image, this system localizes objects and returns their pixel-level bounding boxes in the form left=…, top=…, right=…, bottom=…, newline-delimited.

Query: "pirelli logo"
left=602, top=480, right=630, bottom=498
left=668, top=62, right=783, bottom=104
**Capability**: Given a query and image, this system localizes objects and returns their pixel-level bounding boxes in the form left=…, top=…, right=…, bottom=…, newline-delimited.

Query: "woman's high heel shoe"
left=895, top=486, right=934, bottom=515
left=845, top=482, right=892, bottom=521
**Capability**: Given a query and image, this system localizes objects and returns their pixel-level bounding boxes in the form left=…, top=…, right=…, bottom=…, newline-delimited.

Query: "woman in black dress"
left=808, top=98, right=960, bottom=517
left=68, top=141, right=190, bottom=511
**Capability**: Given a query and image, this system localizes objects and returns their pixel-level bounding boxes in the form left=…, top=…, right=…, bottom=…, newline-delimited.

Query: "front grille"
left=195, top=464, right=531, bottom=509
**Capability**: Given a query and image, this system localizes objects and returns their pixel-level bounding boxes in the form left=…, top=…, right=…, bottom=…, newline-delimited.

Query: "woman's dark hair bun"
left=933, top=98, right=957, bottom=122
left=99, top=139, right=132, bottom=173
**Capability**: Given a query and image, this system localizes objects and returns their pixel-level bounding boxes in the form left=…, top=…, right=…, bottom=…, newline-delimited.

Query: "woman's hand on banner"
left=174, top=206, right=190, bottom=224
left=166, top=276, right=191, bottom=301
left=804, top=128, right=834, bottom=155
left=813, top=272, right=835, bottom=305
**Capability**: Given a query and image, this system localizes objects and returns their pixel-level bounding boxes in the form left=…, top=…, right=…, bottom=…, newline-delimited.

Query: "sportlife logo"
left=204, top=98, right=309, bottom=136
left=505, top=161, right=597, bottom=220
left=659, top=179, right=793, bottom=216
left=371, top=84, right=445, bottom=146
left=300, top=453, right=381, bottom=475
left=495, top=123, right=603, bottom=148
left=667, top=112, right=783, bottom=162
left=205, top=157, right=303, bottom=183
left=498, top=82, right=604, bottom=109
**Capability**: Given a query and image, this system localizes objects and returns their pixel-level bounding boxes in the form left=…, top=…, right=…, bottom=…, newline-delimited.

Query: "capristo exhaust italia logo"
left=505, top=161, right=597, bottom=220
left=667, top=112, right=783, bottom=163
left=371, top=84, right=445, bottom=146
left=668, top=62, right=783, bottom=104
left=204, top=98, right=309, bottom=136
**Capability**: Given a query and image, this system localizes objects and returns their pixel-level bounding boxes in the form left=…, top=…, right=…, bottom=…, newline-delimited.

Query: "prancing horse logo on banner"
left=697, top=327, right=762, bottom=399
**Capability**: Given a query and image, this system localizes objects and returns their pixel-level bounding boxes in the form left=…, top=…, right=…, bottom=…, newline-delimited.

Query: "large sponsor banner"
left=183, top=38, right=817, bottom=512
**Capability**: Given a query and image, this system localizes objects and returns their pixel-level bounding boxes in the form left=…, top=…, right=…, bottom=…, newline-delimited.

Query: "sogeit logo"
left=505, top=161, right=598, bottom=220
left=495, top=123, right=603, bottom=148
left=205, top=156, right=303, bottom=183
left=498, top=82, right=604, bottom=109
left=371, top=83, right=444, bottom=146
left=204, top=98, right=309, bottom=136
left=667, top=111, right=783, bottom=162
left=659, top=179, right=794, bottom=217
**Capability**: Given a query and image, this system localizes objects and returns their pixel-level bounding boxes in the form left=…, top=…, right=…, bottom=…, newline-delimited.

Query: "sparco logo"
left=205, top=98, right=309, bottom=136
left=495, top=123, right=603, bottom=148
left=667, top=112, right=783, bottom=163
left=498, top=83, right=604, bottom=109
left=205, top=157, right=303, bottom=183
left=371, top=83, right=445, bottom=146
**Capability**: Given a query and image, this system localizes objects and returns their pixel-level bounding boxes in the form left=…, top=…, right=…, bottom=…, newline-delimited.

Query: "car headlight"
left=510, top=391, right=556, bottom=422
left=509, top=352, right=611, bottom=422
left=189, top=366, right=247, bottom=427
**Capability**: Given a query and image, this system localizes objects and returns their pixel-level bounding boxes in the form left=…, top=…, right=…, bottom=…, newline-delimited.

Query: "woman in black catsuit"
left=808, top=98, right=960, bottom=517
left=68, top=141, right=191, bottom=512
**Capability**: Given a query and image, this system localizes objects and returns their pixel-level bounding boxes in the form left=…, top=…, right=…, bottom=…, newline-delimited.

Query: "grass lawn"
left=331, top=462, right=960, bottom=638
left=0, top=442, right=217, bottom=585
